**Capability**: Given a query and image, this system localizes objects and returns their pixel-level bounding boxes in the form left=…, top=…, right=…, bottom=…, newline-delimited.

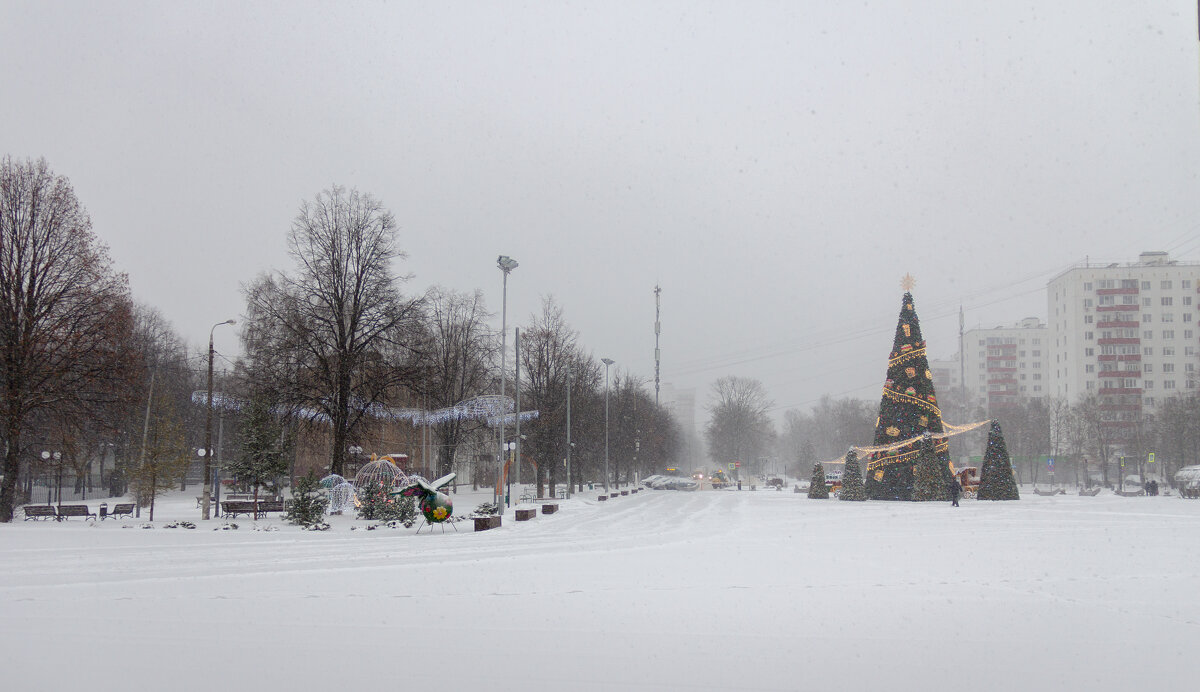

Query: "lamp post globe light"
left=601, top=357, right=614, bottom=493
left=496, top=255, right=517, bottom=513
left=202, top=319, right=236, bottom=520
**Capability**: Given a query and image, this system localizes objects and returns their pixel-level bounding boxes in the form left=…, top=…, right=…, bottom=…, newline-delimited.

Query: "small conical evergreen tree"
left=808, top=462, right=829, bottom=499
left=912, top=433, right=950, bottom=501
left=839, top=449, right=867, bottom=501
left=977, top=420, right=1020, bottom=500
left=285, top=471, right=329, bottom=528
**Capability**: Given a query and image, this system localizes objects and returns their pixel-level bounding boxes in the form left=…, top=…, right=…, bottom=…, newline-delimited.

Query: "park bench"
left=221, top=501, right=259, bottom=519
left=22, top=505, right=57, bottom=521
left=256, top=500, right=284, bottom=515
left=1078, top=487, right=1102, bottom=497
left=541, top=503, right=559, bottom=515
left=56, top=504, right=96, bottom=521
left=99, top=503, right=135, bottom=520
left=473, top=515, right=501, bottom=531
left=515, top=508, right=537, bottom=521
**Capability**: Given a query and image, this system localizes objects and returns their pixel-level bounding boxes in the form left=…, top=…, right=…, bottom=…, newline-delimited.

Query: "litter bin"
left=587, top=482, right=594, bottom=490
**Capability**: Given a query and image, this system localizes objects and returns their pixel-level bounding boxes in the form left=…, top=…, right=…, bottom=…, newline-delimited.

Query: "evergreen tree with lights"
left=864, top=279, right=954, bottom=501
left=808, top=462, right=828, bottom=499
left=838, top=449, right=867, bottom=501
left=912, top=433, right=951, bottom=501
left=977, top=420, right=1020, bottom=500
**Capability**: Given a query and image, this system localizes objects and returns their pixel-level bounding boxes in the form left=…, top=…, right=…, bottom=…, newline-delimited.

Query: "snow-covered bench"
left=22, top=505, right=57, bottom=521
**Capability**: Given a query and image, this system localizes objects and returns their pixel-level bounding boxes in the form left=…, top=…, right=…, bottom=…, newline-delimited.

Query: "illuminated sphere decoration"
left=420, top=492, right=454, bottom=523
left=353, top=459, right=408, bottom=493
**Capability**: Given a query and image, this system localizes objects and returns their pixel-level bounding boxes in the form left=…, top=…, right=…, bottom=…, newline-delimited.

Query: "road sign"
left=734, top=461, right=741, bottom=468
left=728, top=462, right=735, bottom=470
left=1047, top=458, right=1054, bottom=470
left=1148, top=452, right=1155, bottom=464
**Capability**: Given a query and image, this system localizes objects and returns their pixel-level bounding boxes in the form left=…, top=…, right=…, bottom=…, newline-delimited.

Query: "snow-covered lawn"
left=2, top=488, right=1197, bottom=692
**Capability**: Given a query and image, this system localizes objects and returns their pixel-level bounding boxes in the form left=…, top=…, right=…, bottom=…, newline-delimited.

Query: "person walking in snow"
left=949, top=478, right=962, bottom=507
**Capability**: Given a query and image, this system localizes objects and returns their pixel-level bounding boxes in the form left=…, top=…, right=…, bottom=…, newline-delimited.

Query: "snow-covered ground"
left=2, top=487, right=1198, bottom=692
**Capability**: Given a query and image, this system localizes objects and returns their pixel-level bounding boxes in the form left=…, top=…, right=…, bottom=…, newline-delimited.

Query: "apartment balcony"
left=1097, top=370, right=1140, bottom=378
left=1097, top=321, right=1138, bottom=329
left=1096, top=288, right=1139, bottom=295
left=1096, top=354, right=1142, bottom=362
left=1097, top=338, right=1140, bottom=345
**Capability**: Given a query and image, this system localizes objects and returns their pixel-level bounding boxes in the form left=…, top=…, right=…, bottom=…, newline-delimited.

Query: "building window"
left=1143, top=364, right=1153, bottom=373
left=1143, top=314, right=1152, bottom=322
left=1019, top=350, right=1026, bottom=357
left=1087, top=364, right=1096, bottom=373
left=1162, top=280, right=1173, bottom=290
left=1085, top=331, right=1094, bottom=340
left=1186, top=313, right=1193, bottom=323
left=1124, top=378, right=1139, bottom=388
left=1084, top=299, right=1094, bottom=308
left=1033, top=373, right=1042, bottom=380
left=1184, top=280, right=1192, bottom=289
left=1032, top=350, right=1040, bottom=356
left=1185, top=296, right=1193, bottom=306
left=1163, top=346, right=1175, bottom=356
left=1099, top=279, right=1116, bottom=289
left=1141, top=281, right=1151, bottom=290
left=1144, top=380, right=1155, bottom=389
left=1033, top=338, right=1040, bottom=345
left=1087, top=381, right=1095, bottom=390
left=1085, top=348, right=1095, bottom=356
left=1122, top=295, right=1137, bottom=305
left=1186, top=330, right=1194, bottom=339
left=1144, top=331, right=1154, bottom=339
left=1163, top=363, right=1175, bottom=373
left=1188, top=363, right=1196, bottom=372
left=1162, top=296, right=1174, bottom=306
left=1164, top=330, right=1175, bottom=339
left=1084, top=282, right=1093, bottom=290
left=1144, top=347, right=1153, bottom=355
left=1164, top=380, right=1176, bottom=389
left=1143, top=298, right=1152, bottom=307
left=1163, top=313, right=1175, bottom=323
left=1145, top=396, right=1155, bottom=405
left=1187, top=347, right=1196, bottom=357
left=1033, top=361, right=1041, bottom=368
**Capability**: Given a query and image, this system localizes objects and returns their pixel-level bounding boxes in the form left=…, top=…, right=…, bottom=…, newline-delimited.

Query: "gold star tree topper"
left=901, top=273, right=916, bottom=292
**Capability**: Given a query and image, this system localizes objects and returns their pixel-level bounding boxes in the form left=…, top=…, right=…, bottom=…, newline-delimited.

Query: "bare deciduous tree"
left=0, top=157, right=135, bottom=522
left=705, top=376, right=775, bottom=472
left=242, top=186, right=422, bottom=477
left=410, top=287, right=496, bottom=477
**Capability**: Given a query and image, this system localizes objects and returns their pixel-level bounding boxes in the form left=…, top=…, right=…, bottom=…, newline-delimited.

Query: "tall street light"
left=602, top=357, right=614, bottom=493
left=496, top=255, right=518, bottom=513
left=201, top=319, right=236, bottom=520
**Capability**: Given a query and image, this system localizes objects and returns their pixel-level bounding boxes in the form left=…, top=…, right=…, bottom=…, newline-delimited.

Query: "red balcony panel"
left=1096, top=288, right=1139, bottom=295
left=1097, top=338, right=1140, bottom=345
left=1096, top=305, right=1132, bottom=312
left=1097, top=371, right=1140, bottom=378
left=1097, top=321, right=1139, bottom=329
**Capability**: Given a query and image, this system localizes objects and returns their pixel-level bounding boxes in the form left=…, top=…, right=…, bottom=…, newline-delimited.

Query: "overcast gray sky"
left=3, top=0, right=1199, bottom=425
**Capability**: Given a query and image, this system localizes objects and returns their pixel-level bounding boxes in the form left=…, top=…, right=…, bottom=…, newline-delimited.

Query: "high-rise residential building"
left=963, top=317, right=1051, bottom=414
left=1047, top=251, right=1200, bottom=442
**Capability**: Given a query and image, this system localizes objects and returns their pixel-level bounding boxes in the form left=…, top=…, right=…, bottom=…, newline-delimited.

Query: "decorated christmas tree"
left=977, top=420, right=1020, bottom=500
left=838, top=449, right=867, bottom=501
left=865, top=279, right=954, bottom=501
left=808, top=462, right=829, bottom=499
left=912, top=433, right=951, bottom=501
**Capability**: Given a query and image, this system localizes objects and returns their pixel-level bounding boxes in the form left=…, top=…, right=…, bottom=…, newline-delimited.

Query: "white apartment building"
left=1047, top=251, right=1200, bottom=442
left=930, top=319, right=1050, bottom=415
left=965, top=318, right=1051, bottom=413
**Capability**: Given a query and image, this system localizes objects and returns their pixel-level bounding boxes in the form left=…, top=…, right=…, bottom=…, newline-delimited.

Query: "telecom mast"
left=654, top=285, right=662, bottom=406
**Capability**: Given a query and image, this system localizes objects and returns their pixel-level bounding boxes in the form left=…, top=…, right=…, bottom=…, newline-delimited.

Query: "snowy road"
left=2, top=489, right=1198, bottom=691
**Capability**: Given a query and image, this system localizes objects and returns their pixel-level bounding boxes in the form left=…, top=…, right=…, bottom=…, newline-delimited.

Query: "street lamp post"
left=602, top=357, right=614, bottom=493
left=202, top=319, right=236, bottom=520
left=496, top=255, right=518, bottom=514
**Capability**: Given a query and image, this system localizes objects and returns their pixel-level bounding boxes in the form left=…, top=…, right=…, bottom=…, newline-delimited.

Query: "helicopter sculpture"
left=391, top=472, right=456, bottom=531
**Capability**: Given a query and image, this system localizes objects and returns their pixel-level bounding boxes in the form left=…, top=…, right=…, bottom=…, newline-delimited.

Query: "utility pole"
left=566, top=370, right=572, bottom=498
left=959, top=304, right=966, bottom=422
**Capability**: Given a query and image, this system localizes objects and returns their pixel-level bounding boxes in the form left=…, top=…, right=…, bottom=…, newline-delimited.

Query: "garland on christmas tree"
left=977, top=420, right=1020, bottom=501
left=838, top=449, right=866, bottom=501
